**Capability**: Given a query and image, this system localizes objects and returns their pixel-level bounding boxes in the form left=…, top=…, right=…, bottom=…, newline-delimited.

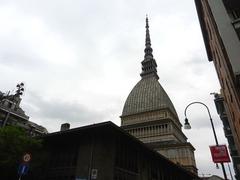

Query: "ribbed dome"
left=122, top=76, right=178, bottom=117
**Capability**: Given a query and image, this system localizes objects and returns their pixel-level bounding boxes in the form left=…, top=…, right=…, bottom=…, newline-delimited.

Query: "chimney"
left=60, top=123, right=70, bottom=131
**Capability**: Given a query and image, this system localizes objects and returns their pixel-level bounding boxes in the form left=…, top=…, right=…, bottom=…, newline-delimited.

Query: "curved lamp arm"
left=184, top=101, right=218, bottom=145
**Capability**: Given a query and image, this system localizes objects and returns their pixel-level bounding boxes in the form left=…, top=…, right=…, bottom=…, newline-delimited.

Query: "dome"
left=122, top=76, right=178, bottom=117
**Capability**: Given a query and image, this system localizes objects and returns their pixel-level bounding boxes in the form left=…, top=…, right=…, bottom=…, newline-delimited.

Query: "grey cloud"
left=183, top=57, right=210, bottom=75
left=0, top=51, right=45, bottom=69
left=23, top=91, right=109, bottom=126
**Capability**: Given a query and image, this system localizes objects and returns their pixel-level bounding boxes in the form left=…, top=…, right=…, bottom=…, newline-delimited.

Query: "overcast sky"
left=0, top=0, right=235, bottom=178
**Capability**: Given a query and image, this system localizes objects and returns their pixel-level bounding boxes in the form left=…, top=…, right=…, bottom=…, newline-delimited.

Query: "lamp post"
left=184, top=101, right=228, bottom=179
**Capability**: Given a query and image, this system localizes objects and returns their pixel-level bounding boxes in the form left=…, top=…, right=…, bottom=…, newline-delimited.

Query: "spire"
left=144, top=15, right=153, bottom=59
left=140, top=16, right=159, bottom=79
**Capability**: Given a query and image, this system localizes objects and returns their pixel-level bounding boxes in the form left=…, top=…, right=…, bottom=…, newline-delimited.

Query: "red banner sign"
left=209, top=145, right=230, bottom=163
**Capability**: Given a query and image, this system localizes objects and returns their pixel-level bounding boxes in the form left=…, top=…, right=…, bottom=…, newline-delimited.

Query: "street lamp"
left=184, top=101, right=227, bottom=179
left=184, top=117, right=191, bottom=129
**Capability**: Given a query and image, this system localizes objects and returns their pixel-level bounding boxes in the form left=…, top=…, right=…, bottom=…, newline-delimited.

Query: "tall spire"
left=144, top=15, right=153, bottom=59
left=140, top=16, right=159, bottom=79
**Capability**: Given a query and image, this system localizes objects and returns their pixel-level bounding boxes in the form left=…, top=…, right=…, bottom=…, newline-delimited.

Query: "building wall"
left=75, top=134, right=115, bottom=180
left=124, top=121, right=186, bottom=143
left=121, top=109, right=182, bottom=128
left=121, top=108, right=197, bottom=174
left=196, top=0, right=240, bottom=156
left=37, top=123, right=199, bottom=180
left=157, top=145, right=196, bottom=173
left=214, top=93, right=240, bottom=178
left=208, top=0, right=240, bottom=74
left=114, top=132, right=198, bottom=180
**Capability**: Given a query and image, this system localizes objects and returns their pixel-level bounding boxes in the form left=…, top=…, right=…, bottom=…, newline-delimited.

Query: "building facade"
left=120, top=18, right=197, bottom=174
left=0, top=83, right=48, bottom=136
left=194, top=0, right=240, bottom=169
left=213, top=93, right=240, bottom=179
left=30, top=122, right=199, bottom=180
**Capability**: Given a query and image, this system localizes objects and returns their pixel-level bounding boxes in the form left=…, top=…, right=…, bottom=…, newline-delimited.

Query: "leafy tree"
left=0, top=126, right=42, bottom=180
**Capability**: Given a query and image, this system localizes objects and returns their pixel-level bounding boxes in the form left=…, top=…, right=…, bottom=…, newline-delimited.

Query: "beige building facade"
left=121, top=17, right=197, bottom=174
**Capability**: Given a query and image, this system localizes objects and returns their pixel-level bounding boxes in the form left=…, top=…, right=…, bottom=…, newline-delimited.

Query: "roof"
left=121, top=76, right=178, bottom=117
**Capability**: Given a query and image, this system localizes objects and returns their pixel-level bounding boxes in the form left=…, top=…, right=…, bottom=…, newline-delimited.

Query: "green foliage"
left=0, top=126, right=42, bottom=179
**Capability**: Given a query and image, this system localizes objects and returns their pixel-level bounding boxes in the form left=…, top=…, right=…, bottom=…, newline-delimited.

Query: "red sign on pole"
left=209, top=145, right=230, bottom=163
left=22, top=153, right=31, bottom=163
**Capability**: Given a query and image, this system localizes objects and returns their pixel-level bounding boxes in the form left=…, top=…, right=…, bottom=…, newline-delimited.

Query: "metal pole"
left=184, top=101, right=228, bottom=179
left=227, top=163, right=234, bottom=180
